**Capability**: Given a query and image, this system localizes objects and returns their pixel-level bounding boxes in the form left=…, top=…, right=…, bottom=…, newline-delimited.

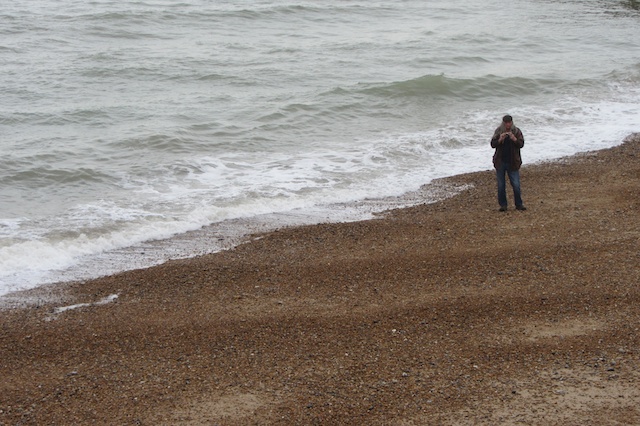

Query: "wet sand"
left=1, top=134, right=639, bottom=425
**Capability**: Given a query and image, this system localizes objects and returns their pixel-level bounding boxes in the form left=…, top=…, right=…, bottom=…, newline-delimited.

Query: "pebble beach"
left=1, top=135, right=639, bottom=425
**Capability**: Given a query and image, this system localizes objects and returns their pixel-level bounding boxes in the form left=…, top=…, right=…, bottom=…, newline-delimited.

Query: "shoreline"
left=1, top=134, right=639, bottom=424
left=0, top=167, right=472, bottom=303
left=0, top=161, right=474, bottom=307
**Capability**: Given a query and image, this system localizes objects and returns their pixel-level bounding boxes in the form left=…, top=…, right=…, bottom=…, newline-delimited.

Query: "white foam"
left=52, top=294, right=119, bottom=315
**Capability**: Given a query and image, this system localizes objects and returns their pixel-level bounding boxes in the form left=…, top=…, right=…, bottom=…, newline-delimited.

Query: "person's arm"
left=490, top=129, right=503, bottom=148
left=512, top=128, right=524, bottom=148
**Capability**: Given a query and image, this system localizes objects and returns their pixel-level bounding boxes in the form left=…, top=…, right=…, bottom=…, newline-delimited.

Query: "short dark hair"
left=503, top=114, right=513, bottom=123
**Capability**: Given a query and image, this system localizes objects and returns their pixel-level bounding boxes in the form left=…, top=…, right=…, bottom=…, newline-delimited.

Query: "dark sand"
left=1, top=135, right=639, bottom=425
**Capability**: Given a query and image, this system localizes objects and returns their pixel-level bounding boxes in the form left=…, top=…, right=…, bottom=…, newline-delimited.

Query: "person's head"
left=502, top=114, right=513, bottom=131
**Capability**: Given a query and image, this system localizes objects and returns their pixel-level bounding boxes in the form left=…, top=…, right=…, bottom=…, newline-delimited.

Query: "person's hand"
left=502, top=132, right=516, bottom=142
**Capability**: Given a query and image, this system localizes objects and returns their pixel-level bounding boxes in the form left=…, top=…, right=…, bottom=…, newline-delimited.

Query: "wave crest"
left=360, top=74, right=571, bottom=101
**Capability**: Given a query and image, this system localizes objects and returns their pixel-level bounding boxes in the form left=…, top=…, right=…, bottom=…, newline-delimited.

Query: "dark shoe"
left=499, top=206, right=508, bottom=212
left=516, top=205, right=527, bottom=211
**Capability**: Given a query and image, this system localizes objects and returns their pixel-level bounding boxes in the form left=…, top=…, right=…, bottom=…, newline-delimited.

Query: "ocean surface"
left=1, top=0, right=639, bottom=297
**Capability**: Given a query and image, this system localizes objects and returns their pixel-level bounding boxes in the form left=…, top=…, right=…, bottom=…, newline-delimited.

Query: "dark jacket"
left=491, top=123, right=524, bottom=170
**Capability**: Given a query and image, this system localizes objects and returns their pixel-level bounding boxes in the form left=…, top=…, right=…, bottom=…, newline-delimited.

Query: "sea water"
left=1, top=0, right=639, bottom=296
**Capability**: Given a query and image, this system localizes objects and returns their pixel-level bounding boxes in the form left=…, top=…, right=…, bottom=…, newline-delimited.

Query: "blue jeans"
left=496, top=163, right=523, bottom=208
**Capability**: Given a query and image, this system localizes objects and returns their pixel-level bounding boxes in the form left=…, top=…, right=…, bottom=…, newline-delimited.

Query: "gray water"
left=1, top=0, right=639, bottom=295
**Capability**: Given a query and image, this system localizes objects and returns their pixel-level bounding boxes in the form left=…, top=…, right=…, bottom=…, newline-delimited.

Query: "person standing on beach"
left=491, top=114, right=526, bottom=211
